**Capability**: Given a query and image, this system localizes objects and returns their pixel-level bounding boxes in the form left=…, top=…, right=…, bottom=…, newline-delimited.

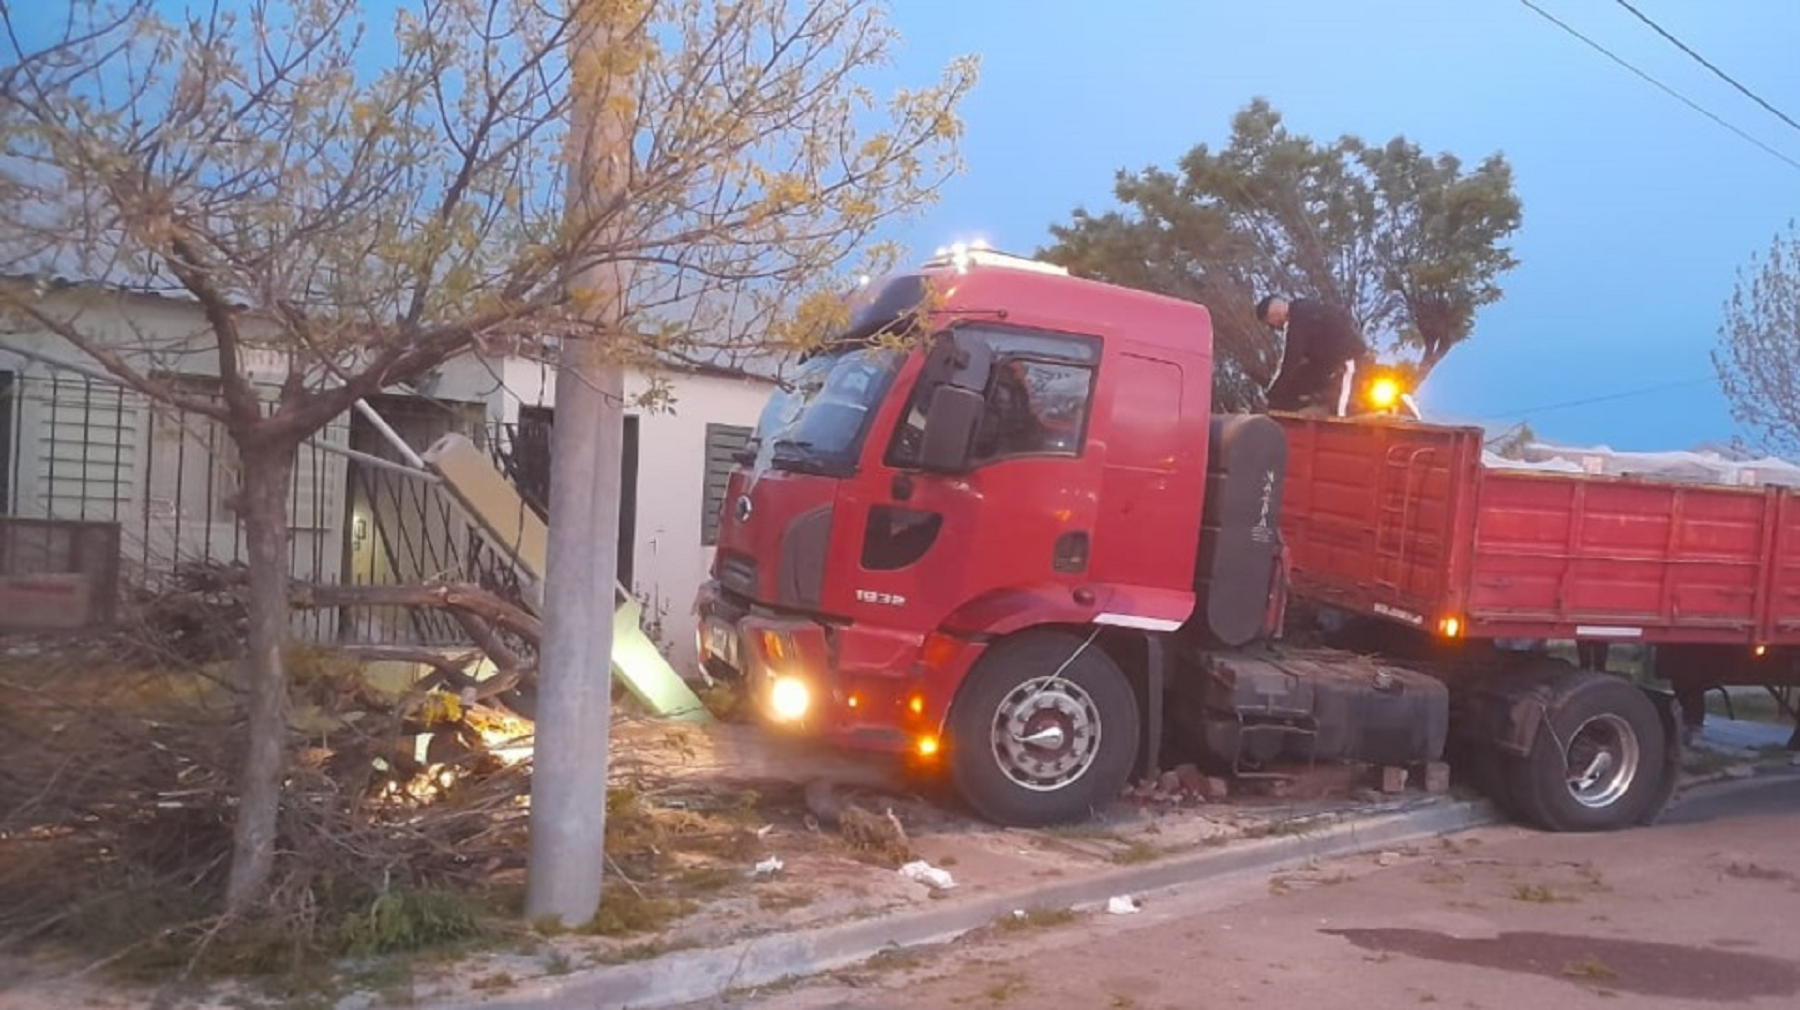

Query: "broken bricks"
left=1132, top=763, right=1230, bottom=803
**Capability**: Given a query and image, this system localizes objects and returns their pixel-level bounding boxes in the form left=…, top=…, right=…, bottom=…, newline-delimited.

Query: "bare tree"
left=0, top=0, right=976, bottom=909
left=1716, top=221, right=1800, bottom=457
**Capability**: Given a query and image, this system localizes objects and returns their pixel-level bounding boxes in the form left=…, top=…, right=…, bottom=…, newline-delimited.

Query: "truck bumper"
left=694, top=580, right=982, bottom=756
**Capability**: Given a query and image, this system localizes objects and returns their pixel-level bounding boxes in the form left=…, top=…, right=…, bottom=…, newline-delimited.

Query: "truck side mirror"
left=920, top=331, right=992, bottom=391
left=918, top=385, right=985, bottom=473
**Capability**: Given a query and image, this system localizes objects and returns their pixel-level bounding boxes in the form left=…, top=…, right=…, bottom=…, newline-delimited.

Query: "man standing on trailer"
left=1256, top=294, right=1371, bottom=415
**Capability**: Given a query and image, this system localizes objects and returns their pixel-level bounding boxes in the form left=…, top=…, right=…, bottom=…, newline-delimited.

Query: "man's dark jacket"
left=1265, top=298, right=1368, bottom=410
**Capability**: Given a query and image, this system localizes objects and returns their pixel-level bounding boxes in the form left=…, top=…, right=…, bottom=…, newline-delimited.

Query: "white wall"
left=3, top=287, right=778, bottom=666
left=0, top=288, right=349, bottom=609
left=480, top=356, right=773, bottom=674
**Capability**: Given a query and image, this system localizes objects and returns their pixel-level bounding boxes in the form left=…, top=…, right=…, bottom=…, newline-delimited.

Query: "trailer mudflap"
left=1461, top=677, right=1556, bottom=758
left=1638, top=687, right=1685, bottom=826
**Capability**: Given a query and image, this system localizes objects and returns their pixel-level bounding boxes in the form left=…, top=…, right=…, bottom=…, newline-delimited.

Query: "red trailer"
left=1277, top=414, right=1800, bottom=650
left=1272, top=414, right=1800, bottom=830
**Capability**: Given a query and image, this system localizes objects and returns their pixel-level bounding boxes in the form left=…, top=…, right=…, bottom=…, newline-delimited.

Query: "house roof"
left=2, top=271, right=784, bottom=386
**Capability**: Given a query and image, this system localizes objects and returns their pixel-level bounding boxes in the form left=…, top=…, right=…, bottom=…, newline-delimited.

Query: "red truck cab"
left=695, top=248, right=1286, bottom=823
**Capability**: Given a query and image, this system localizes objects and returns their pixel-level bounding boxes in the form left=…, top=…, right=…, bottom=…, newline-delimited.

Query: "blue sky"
left=20, top=1, right=1797, bottom=450
left=873, top=0, right=1800, bottom=451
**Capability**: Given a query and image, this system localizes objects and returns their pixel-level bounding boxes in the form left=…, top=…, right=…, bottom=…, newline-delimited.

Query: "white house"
left=0, top=280, right=774, bottom=674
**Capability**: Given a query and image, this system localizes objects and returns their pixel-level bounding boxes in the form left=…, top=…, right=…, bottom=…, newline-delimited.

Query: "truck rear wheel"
left=1508, top=673, right=1666, bottom=832
left=948, top=630, right=1140, bottom=826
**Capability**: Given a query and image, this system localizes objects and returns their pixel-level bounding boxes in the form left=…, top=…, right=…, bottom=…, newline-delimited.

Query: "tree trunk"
left=225, top=442, right=297, bottom=909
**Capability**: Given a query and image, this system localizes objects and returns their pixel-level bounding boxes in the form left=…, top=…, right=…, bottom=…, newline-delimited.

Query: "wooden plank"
left=421, top=432, right=709, bottom=722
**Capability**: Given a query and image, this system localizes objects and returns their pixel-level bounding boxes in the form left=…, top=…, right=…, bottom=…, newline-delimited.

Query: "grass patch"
left=52, top=877, right=494, bottom=984
left=756, top=891, right=814, bottom=914
left=1724, top=861, right=1794, bottom=882
left=1110, top=840, right=1161, bottom=865
left=996, top=907, right=1078, bottom=932
left=470, top=971, right=517, bottom=992
left=590, top=937, right=698, bottom=965
left=1045, top=822, right=1126, bottom=841
left=864, top=945, right=930, bottom=972
left=698, top=682, right=751, bottom=722
left=333, top=888, right=490, bottom=960
left=979, top=972, right=1031, bottom=1004
left=1243, top=818, right=1313, bottom=840
left=672, top=865, right=745, bottom=895
left=1569, top=862, right=1612, bottom=893
left=577, top=889, right=698, bottom=938
left=1705, top=690, right=1791, bottom=725
left=1682, top=748, right=1743, bottom=776
left=1511, top=883, right=1577, bottom=904
left=1563, top=955, right=1618, bottom=981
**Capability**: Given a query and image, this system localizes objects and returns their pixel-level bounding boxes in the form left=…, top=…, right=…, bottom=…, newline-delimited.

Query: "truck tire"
left=1507, top=673, right=1666, bottom=832
left=948, top=630, right=1140, bottom=826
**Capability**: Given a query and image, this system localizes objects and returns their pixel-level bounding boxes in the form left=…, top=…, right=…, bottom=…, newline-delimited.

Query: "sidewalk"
left=401, top=741, right=1495, bottom=1010
left=424, top=716, right=1800, bottom=1010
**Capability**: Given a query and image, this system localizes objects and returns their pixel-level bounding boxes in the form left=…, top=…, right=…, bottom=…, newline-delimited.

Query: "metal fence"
left=0, top=362, right=535, bottom=648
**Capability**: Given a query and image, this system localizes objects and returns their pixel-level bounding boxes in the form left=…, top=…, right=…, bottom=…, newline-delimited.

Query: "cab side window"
left=970, top=358, right=1093, bottom=462
left=885, top=326, right=1099, bottom=469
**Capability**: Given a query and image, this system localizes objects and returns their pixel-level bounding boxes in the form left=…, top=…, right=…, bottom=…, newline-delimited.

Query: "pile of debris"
left=0, top=639, right=538, bottom=976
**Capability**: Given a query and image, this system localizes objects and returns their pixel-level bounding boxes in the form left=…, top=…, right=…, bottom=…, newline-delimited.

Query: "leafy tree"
left=1715, top=221, right=1800, bottom=456
left=0, top=0, right=974, bottom=909
left=1040, top=99, right=1523, bottom=408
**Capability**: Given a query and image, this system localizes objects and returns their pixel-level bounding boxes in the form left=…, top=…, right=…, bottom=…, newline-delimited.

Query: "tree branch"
left=0, top=290, right=233, bottom=419
left=291, top=581, right=542, bottom=641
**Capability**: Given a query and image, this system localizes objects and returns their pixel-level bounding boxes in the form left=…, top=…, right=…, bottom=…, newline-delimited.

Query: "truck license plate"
left=706, top=619, right=740, bottom=671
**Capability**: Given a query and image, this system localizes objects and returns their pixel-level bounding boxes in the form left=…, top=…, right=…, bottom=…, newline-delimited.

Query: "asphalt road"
left=699, top=772, right=1800, bottom=1010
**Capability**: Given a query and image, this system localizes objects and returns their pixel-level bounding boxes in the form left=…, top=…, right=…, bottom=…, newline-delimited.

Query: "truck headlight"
left=769, top=675, right=811, bottom=723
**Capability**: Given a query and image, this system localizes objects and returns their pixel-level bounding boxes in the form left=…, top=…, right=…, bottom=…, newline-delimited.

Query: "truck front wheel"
left=948, top=631, right=1140, bottom=826
left=1508, top=673, right=1667, bottom=832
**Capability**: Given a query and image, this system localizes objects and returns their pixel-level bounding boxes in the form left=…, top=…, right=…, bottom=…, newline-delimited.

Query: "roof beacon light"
left=922, top=241, right=1070, bottom=277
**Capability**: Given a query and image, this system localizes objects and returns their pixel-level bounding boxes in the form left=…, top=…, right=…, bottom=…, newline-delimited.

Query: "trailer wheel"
left=1509, top=674, right=1666, bottom=832
left=948, top=630, right=1140, bottom=826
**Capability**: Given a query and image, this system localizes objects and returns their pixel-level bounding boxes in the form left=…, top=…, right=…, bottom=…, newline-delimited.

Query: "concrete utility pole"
left=525, top=0, right=635, bottom=926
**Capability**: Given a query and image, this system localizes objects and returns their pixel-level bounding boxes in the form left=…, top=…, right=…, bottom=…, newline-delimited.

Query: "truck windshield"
left=749, top=346, right=902, bottom=475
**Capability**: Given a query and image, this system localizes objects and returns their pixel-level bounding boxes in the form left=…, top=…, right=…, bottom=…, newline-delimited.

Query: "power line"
left=1473, top=376, right=1714, bottom=421
left=1514, top=0, right=1800, bottom=175
left=1611, top=0, right=1800, bottom=138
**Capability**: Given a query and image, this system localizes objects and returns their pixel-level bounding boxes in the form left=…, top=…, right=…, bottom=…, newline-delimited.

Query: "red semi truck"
left=694, top=247, right=1791, bottom=832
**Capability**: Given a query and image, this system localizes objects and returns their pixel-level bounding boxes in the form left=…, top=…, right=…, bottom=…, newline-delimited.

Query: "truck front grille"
left=719, top=552, right=759, bottom=598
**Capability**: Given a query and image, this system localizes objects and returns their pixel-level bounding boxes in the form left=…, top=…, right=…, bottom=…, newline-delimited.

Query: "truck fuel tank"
left=1172, top=648, right=1450, bottom=772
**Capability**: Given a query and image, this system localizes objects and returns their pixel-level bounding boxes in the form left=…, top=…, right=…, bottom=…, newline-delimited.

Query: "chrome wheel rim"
left=989, top=678, right=1102, bottom=792
left=1564, top=713, right=1640, bottom=810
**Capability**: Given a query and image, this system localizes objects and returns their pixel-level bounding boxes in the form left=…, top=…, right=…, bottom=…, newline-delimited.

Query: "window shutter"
left=702, top=424, right=751, bottom=545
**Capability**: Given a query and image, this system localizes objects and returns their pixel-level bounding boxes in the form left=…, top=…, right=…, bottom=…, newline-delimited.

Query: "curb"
left=1669, top=762, right=1800, bottom=804
left=448, top=798, right=1499, bottom=1010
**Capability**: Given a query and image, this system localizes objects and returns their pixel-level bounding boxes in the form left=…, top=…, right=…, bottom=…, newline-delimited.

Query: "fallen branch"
left=291, top=582, right=542, bottom=641
left=338, top=644, right=485, bottom=692
left=448, top=611, right=532, bottom=702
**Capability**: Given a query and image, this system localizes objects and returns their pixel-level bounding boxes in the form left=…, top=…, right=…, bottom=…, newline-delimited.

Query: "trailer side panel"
left=1277, top=415, right=1799, bottom=647
left=1278, top=416, right=1479, bottom=632
left=1469, top=472, right=1769, bottom=642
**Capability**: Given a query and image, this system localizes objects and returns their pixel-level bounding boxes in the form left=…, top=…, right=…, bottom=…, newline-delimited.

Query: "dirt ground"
left=2, top=706, right=1791, bottom=1009
left=703, top=773, right=1800, bottom=1010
